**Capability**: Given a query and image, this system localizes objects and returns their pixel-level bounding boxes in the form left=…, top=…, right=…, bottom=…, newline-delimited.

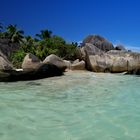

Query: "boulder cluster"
left=0, top=53, right=63, bottom=82
left=0, top=35, right=140, bottom=81
left=81, top=35, right=140, bottom=74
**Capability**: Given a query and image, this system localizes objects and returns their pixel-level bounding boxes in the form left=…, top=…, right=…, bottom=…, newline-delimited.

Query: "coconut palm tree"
left=36, top=29, right=52, bottom=40
left=6, top=24, right=24, bottom=43
left=0, top=23, right=3, bottom=38
left=0, top=23, right=3, bottom=31
left=22, top=35, right=36, bottom=53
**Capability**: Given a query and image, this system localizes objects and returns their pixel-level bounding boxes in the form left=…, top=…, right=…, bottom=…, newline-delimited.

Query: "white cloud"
left=125, top=45, right=140, bottom=52
left=77, top=41, right=83, bottom=46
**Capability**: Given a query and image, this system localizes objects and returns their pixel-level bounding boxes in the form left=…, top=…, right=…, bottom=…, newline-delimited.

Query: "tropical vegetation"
left=0, top=23, right=80, bottom=67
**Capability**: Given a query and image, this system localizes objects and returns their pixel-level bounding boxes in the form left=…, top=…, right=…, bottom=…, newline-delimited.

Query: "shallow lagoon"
left=0, top=71, right=140, bottom=140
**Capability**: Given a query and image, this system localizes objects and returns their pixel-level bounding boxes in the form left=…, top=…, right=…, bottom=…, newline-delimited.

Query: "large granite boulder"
left=88, top=54, right=113, bottom=72
left=107, top=50, right=128, bottom=56
left=0, top=38, right=19, bottom=58
left=111, top=52, right=140, bottom=73
left=107, top=51, right=140, bottom=71
left=83, top=48, right=140, bottom=73
left=0, top=63, right=63, bottom=82
left=111, top=57, right=128, bottom=73
left=43, top=54, right=67, bottom=71
left=73, top=59, right=80, bottom=64
left=82, top=43, right=102, bottom=55
left=63, top=60, right=71, bottom=70
left=0, top=50, right=13, bottom=71
left=80, top=43, right=103, bottom=61
left=83, top=49, right=93, bottom=71
left=127, top=53, right=140, bottom=72
left=83, top=35, right=114, bottom=52
left=34, top=63, right=63, bottom=78
left=22, top=53, right=41, bottom=71
left=0, top=56, right=13, bottom=71
left=71, top=60, right=85, bottom=70
left=87, top=54, right=129, bottom=73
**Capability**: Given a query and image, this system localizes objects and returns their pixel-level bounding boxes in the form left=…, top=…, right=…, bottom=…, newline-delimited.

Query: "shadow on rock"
left=0, top=64, right=63, bottom=82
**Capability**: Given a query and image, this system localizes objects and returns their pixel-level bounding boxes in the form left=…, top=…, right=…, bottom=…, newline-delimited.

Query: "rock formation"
left=0, top=51, right=13, bottom=71
left=82, top=35, right=114, bottom=52
left=22, top=53, right=41, bottom=71
left=0, top=39, right=19, bottom=58
left=0, top=63, right=63, bottom=82
left=43, top=54, right=67, bottom=71
left=71, top=60, right=85, bottom=70
left=0, top=34, right=139, bottom=80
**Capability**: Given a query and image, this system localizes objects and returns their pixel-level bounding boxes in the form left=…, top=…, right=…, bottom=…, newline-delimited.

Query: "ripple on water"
left=0, top=71, right=140, bottom=140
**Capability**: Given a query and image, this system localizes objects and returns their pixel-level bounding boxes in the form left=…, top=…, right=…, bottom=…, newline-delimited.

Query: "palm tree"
left=36, top=29, right=52, bottom=40
left=0, top=23, right=3, bottom=38
left=22, top=35, right=35, bottom=53
left=6, top=24, right=24, bottom=43
left=0, top=23, right=3, bottom=31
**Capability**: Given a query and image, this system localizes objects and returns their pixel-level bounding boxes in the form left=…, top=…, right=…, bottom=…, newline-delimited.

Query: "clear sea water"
left=0, top=71, right=140, bottom=140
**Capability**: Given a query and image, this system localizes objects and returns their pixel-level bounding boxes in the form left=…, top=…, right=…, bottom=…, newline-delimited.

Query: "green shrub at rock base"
left=10, top=49, right=26, bottom=68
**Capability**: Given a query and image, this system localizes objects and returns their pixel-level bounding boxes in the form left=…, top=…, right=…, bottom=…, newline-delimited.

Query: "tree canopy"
left=0, top=23, right=80, bottom=68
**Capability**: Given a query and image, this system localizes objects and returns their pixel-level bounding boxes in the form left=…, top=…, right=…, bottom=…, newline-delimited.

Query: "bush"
left=10, top=49, right=26, bottom=68
left=57, top=44, right=80, bottom=60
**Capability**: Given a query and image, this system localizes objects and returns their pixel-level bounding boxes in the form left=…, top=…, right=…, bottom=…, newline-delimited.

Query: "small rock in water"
left=27, top=82, right=41, bottom=86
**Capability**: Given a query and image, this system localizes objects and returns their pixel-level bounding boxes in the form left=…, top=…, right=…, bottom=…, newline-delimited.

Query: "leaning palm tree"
left=6, top=24, right=24, bottom=43
left=36, top=29, right=52, bottom=40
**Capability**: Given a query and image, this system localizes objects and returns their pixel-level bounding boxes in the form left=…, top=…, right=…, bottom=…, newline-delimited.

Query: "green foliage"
left=21, top=35, right=36, bottom=54
left=11, top=49, right=26, bottom=68
left=0, top=24, right=24, bottom=43
left=33, top=35, right=67, bottom=60
left=6, top=24, right=24, bottom=43
left=36, top=29, right=52, bottom=40
left=50, top=35, right=66, bottom=46
left=1, top=23, right=80, bottom=68
left=58, top=44, right=80, bottom=60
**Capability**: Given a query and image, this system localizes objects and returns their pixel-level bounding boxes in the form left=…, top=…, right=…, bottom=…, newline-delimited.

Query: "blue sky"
left=1, top=0, right=140, bottom=50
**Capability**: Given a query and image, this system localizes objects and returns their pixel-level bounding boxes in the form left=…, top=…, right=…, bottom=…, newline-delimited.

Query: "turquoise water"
left=0, top=71, right=140, bottom=140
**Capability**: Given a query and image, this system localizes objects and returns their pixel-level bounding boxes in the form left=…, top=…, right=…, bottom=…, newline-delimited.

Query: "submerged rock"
left=26, top=82, right=41, bottom=86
